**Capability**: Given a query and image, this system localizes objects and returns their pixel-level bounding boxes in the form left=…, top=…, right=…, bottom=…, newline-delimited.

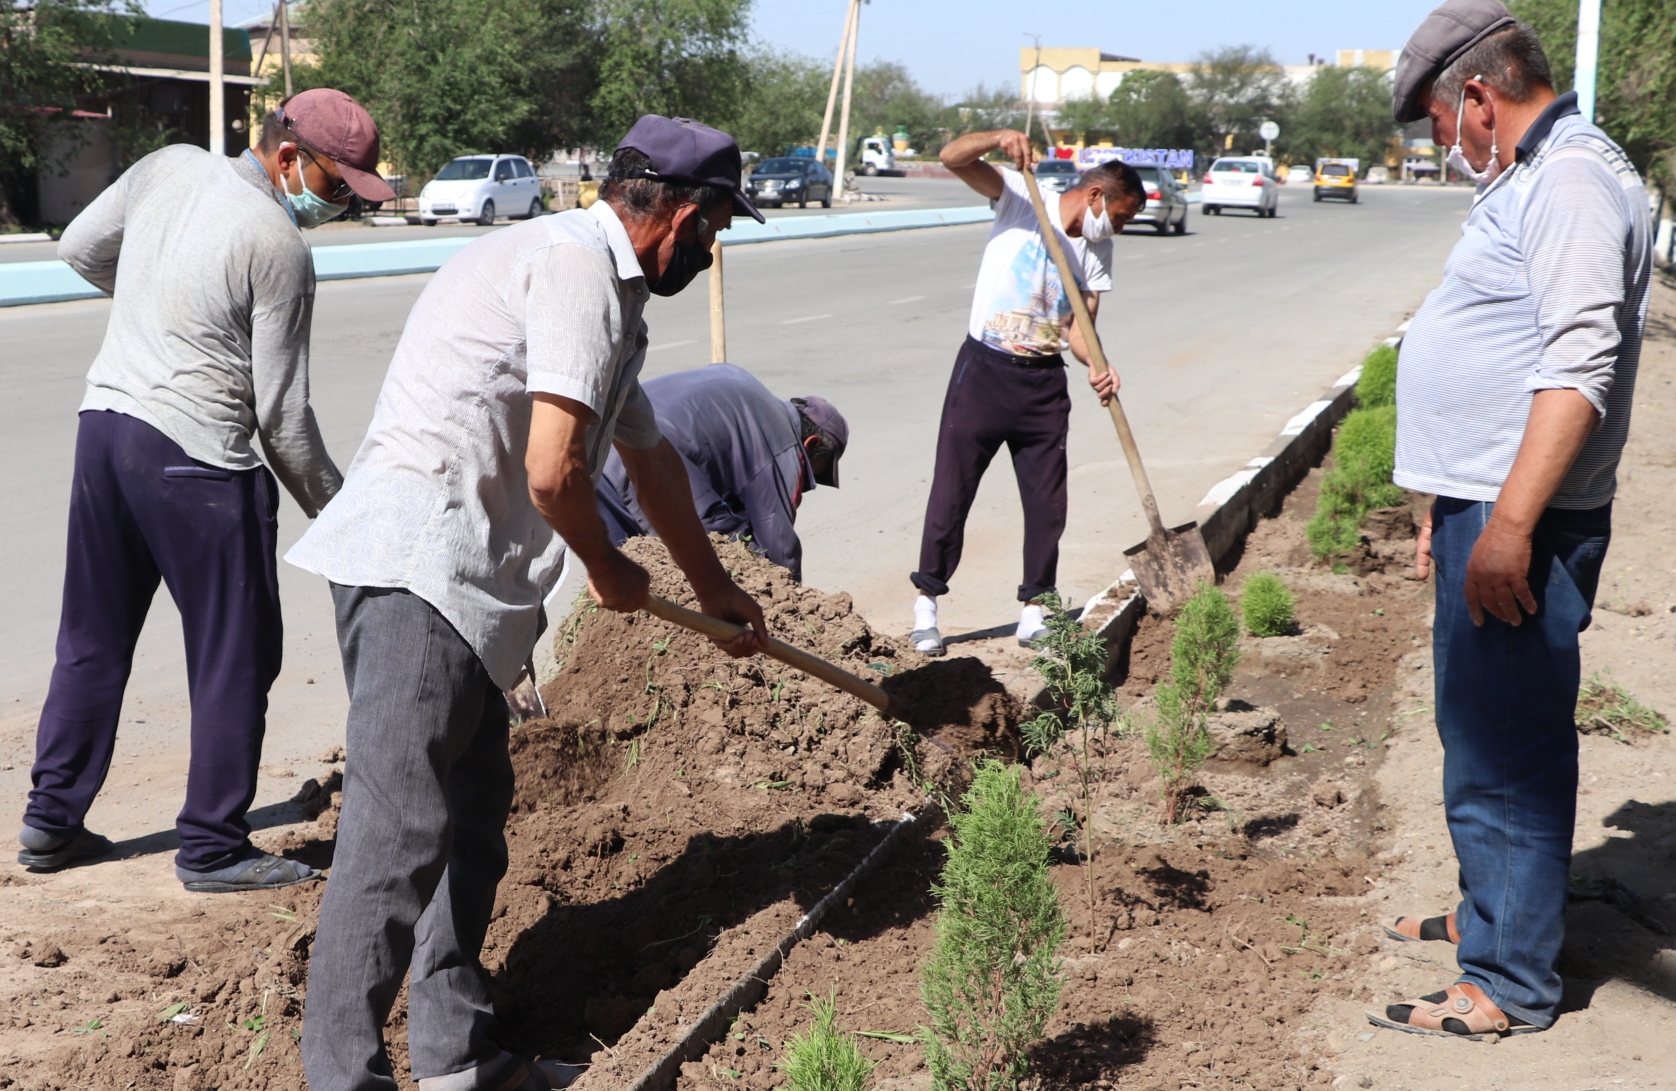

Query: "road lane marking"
left=648, top=340, right=695, bottom=352
left=780, top=314, right=833, bottom=325
left=888, top=295, right=927, bottom=304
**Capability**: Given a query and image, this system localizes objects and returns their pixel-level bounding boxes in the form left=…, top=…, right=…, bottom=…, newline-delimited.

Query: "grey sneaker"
left=17, top=826, right=114, bottom=871
left=177, top=851, right=321, bottom=894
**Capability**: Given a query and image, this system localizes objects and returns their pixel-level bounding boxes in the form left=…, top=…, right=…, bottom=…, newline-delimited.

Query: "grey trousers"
left=301, top=585, right=515, bottom=1091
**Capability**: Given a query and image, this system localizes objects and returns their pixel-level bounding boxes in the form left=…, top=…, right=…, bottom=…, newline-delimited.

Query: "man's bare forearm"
left=940, top=130, right=1005, bottom=169
left=619, top=439, right=734, bottom=597
left=1488, top=389, right=1598, bottom=533
left=527, top=394, right=618, bottom=571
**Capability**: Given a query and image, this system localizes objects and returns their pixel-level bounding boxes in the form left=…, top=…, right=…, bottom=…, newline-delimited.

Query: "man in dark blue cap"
left=1367, top=1, right=1651, bottom=1042
left=595, top=364, right=848, bottom=582
left=289, top=116, right=767, bottom=1091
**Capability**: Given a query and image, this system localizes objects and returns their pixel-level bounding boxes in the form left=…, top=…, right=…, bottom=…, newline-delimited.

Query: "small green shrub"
left=1356, top=344, right=1398, bottom=409
left=920, top=760, right=1065, bottom=1091
left=778, top=990, right=876, bottom=1091
left=1240, top=573, right=1296, bottom=637
left=1307, top=404, right=1401, bottom=559
left=1020, top=592, right=1116, bottom=944
left=1146, top=585, right=1241, bottom=824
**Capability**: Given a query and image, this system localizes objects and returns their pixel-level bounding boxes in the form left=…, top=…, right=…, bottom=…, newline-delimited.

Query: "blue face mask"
left=282, top=148, right=347, bottom=229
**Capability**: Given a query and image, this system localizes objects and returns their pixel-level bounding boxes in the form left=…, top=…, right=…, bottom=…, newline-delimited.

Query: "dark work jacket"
left=595, top=363, right=816, bottom=580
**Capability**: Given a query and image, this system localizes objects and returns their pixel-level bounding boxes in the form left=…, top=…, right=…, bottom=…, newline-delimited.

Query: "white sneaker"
left=911, top=594, right=945, bottom=656
left=1017, top=603, right=1048, bottom=647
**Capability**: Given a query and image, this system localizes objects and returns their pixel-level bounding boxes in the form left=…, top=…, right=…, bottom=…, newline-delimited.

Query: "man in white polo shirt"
left=288, top=116, right=768, bottom=1091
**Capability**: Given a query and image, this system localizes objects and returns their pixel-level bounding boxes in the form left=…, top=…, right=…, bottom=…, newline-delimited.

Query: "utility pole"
left=279, top=0, right=294, bottom=99
left=1574, top=0, right=1601, bottom=122
left=831, top=1, right=861, bottom=202
left=208, top=0, right=225, bottom=154
left=815, top=0, right=857, bottom=166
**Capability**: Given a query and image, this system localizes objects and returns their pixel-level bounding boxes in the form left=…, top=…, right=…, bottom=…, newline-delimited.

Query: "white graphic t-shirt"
left=967, top=167, right=1114, bottom=358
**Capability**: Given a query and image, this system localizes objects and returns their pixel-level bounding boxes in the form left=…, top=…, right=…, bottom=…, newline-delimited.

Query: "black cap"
left=792, top=396, right=847, bottom=488
left=1392, top=0, right=1518, bottom=123
left=614, top=115, right=765, bottom=224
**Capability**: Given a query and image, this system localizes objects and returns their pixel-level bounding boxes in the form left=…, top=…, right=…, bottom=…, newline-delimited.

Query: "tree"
left=1186, top=45, right=1292, bottom=157
left=1508, top=0, right=1676, bottom=187
left=584, top=0, right=750, bottom=148
left=1107, top=69, right=1198, bottom=151
left=0, top=0, right=130, bottom=225
left=1284, top=65, right=1398, bottom=167
left=293, top=0, right=594, bottom=182
left=727, top=48, right=826, bottom=157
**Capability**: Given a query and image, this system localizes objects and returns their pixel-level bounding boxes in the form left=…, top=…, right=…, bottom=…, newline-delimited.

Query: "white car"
left=419, top=155, right=544, bottom=226
left=1200, top=157, right=1279, bottom=218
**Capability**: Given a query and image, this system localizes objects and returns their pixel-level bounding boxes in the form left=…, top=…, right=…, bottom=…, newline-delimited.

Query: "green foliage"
left=1576, top=671, right=1670, bottom=741
left=1240, top=573, right=1295, bottom=637
left=1509, top=0, right=1676, bottom=187
left=1280, top=65, right=1400, bottom=168
left=920, top=761, right=1065, bottom=1091
left=0, top=0, right=137, bottom=225
left=1187, top=45, right=1294, bottom=154
left=1019, top=593, right=1114, bottom=941
left=1356, top=344, right=1398, bottom=410
left=1107, top=70, right=1198, bottom=150
left=1145, top=586, right=1240, bottom=823
left=1307, top=405, right=1401, bottom=559
left=778, top=991, right=876, bottom=1091
left=584, top=0, right=751, bottom=149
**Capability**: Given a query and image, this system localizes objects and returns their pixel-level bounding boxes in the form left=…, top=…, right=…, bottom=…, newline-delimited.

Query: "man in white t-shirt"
left=909, top=129, right=1143, bottom=652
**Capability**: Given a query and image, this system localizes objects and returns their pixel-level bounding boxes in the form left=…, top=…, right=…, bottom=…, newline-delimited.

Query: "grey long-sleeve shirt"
left=60, top=144, right=341, bottom=515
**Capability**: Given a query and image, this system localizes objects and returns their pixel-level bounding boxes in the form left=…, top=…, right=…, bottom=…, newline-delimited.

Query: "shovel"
left=643, top=595, right=907, bottom=720
left=1018, top=165, right=1216, bottom=615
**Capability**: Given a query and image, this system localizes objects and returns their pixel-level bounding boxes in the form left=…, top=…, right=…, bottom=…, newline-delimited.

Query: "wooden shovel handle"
left=643, top=595, right=898, bottom=717
left=1018, top=166, right=1168, bottom=541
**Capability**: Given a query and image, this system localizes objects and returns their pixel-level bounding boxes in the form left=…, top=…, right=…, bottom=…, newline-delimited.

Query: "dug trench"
left=0, top=467, right=1427, bottom=1091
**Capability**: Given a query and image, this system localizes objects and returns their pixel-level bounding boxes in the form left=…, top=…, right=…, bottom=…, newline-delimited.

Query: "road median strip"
left=0, top=205, right=996, bottom=309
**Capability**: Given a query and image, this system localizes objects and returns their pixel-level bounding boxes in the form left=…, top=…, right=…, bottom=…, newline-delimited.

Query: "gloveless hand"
left=587, top=548, right=650, bottom=613
left=995, top=129, right=1035, bottom=172
left=1414, top=507, right=1433, bottom=581
left=1087, top=364, right=1120, bottom=406
left=694, top=580, right=769, bottom=659
left=1463, top=520, right=1538, bottom=626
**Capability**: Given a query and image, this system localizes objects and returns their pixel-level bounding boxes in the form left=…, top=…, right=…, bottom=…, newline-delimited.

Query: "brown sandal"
left=1384, top=910, right=1458, bottom=944
left=1366, top=982, right=1539, bottom=1039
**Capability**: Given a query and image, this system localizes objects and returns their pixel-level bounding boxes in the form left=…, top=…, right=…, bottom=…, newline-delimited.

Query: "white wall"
left=1059, top=65, right=1094, bottom=100
left=1027, top=65, right=1058, bottom=103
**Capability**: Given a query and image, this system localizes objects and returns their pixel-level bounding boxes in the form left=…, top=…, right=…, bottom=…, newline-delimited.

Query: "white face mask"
left=1080, top=194, right=1114, bottom=243
left=1446, top=77, right=1502, bottom=186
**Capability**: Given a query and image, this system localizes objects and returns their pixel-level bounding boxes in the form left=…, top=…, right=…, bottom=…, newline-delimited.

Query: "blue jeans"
left=1431, top=496, right=1611, bottom=1028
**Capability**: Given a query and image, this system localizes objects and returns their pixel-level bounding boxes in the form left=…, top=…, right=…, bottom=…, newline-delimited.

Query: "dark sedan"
left=745, top=157, right=834, bottom=209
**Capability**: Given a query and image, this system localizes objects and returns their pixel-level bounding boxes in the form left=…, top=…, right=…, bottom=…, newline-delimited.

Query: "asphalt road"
left=0, top=175, right=978, bottom=264
left=0, top=181, right=1473, bottom=844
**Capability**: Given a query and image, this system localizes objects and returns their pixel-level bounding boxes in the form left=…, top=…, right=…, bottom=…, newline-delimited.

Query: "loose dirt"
left=6, top=282, right=1675, bottom=1091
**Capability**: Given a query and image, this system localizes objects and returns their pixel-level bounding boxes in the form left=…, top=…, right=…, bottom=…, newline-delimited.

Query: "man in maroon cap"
left=18, top=89, right=393, bottom=892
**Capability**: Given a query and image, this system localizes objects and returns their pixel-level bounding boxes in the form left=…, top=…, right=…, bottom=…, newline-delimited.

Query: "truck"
left=788, top=136, right=901, bottom=177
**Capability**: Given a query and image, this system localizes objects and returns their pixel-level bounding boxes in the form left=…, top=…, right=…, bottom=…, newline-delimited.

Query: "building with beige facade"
left=1019, top=47, right=1396, bottom=106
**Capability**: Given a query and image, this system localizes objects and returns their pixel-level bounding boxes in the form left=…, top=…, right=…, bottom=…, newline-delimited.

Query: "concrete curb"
left=0, top=205, right=995, bottom=308
left=580, top=804, right=935, bottom=1091
left=1078, top=331, right=1403, bottom=669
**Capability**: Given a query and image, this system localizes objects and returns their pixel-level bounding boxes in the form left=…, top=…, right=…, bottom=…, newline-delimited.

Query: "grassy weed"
left=1576, top=672, right=1669, bottom=741
left=777, top=990, right=875, bottom=1091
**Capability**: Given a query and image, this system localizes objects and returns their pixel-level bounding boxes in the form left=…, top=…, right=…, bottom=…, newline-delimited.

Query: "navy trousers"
left=1431, top=496, right=1611, bottom=1027
left=25, top=410, right=283, bottom=872
left=913, top=336, right=1071, bottom=603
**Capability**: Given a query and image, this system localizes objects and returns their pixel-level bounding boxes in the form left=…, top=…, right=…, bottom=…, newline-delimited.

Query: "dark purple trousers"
left=25, top=411, right=283, bottom=872
left=913, top=337, right=1071, bottom=603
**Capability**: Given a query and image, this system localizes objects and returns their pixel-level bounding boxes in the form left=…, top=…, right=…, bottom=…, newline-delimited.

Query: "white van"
left=419, top=155, right=544, bottom=226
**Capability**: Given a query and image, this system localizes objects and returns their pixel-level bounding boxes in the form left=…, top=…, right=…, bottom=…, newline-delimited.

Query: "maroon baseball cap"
left=277, top=88, right=396, bottom=202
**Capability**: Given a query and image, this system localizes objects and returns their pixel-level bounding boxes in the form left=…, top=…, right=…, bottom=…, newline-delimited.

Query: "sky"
left=145, top=0, right=1443, bottom=99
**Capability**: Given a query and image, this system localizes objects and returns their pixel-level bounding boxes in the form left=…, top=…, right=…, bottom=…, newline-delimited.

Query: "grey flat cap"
left=1392, top=0, right=1518, bottom=123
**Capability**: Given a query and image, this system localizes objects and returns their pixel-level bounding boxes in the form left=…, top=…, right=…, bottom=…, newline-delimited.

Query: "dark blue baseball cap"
left=614, top=115, right=766, bottom=224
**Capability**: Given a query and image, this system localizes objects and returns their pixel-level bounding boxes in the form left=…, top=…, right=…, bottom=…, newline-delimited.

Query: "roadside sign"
left=1259, top=121, right=1280, bottom=141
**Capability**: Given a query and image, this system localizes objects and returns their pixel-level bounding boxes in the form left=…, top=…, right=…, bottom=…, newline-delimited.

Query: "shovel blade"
left=1123, top=521, right=1217, bottom=615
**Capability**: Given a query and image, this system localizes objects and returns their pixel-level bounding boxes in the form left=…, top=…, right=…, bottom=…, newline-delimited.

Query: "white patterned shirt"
left=1395, top=93, right=1651, bottom=509
left=286, top=201, right=661, bottom=688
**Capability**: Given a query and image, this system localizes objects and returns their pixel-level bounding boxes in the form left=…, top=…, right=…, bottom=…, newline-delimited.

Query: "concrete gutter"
left=0, top=205, right=995, bottom=308
left=1078, top=328, right=1403, bottom=670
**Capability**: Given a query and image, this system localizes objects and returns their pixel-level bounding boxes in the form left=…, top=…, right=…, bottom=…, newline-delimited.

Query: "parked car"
left=1033, top=158, right=1080, bottom=195
left=1288, top=164, right=1316, bottom=185
left=1200, top=157, right=1279, bottom=218
left=1127, top=163, right=1189, bottom=235
left=1314, top=160, right=1359, bottom=203
left=745, top=157, right=834, bottom=208
left=419, top=154, right=544, bottom=226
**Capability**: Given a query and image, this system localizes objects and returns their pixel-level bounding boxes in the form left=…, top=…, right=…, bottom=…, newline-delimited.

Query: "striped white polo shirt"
left=1395, top=92, right=1652, bottom=509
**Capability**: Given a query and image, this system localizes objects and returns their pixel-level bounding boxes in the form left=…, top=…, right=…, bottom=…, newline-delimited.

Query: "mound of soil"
left=0, top=536, right=1019, bottom=1091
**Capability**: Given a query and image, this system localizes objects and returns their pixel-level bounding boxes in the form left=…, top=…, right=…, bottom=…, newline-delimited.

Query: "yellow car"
left=1314, top=162, right=1358, bottom=203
